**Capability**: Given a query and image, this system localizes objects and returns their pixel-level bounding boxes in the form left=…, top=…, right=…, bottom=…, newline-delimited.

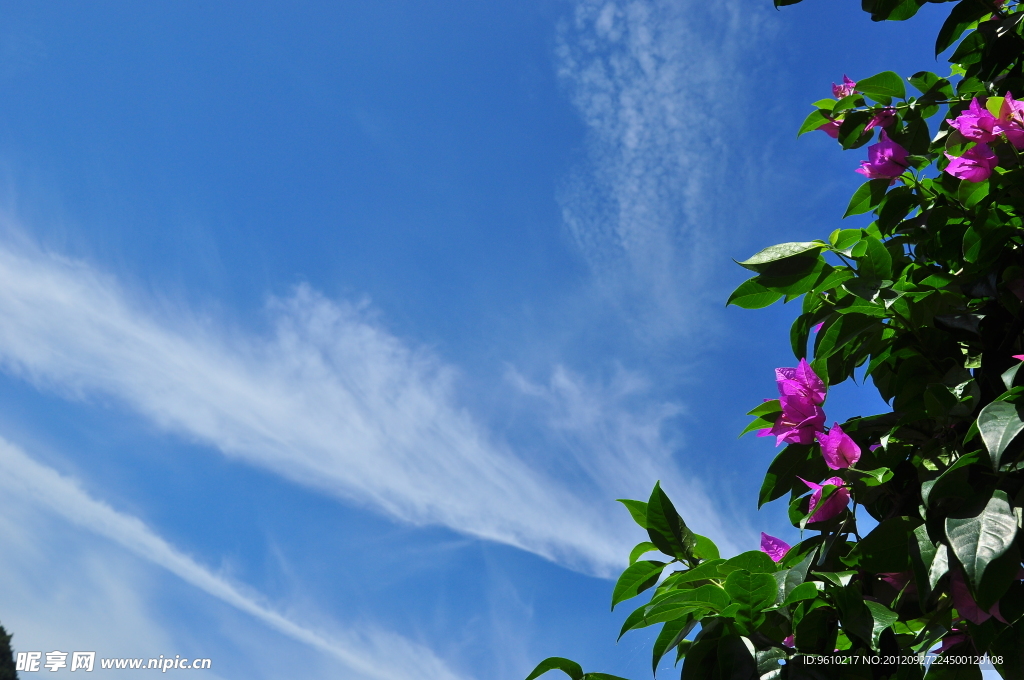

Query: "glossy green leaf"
left=727, top=278, right=783, bottom=309
left=736, top=242, right=825, bottom=273
left=723, top=570, right=777, bottom=629
left=616, top=499, right=648, bottom=528
left=758, top=444, right=826, bottom=508
left=797, top=109, right=833, bottom=136
left=850, top=466, right=894, bottom=486
left=845, top=179, right=891, bottom=217
left=692, top=534, right=720, bottom=561
left=526, top=658, right=584, bottom=680
left=646, top=482, right=696, bottom=561
left=909, top=71, right=954, bottom=99
left=629, top=542, right=659, bottom=565
left=977, top=401, right=1024, bottom=469
left=842, top=516, right=921, bottom=572
left=747, top=400, right=782, bottom=417
left=856, top=71, right=906, bottom=100
left=720, top=550, right=777, bottom=575
left=946, top=490, right=1019, bottom=589
left=611, top=560, right=666, bottom=610
left=782, top=581, right=819, bottom=606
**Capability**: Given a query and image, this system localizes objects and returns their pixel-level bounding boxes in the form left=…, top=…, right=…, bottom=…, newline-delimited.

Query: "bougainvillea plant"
left=526, top=0, right=1024, bottom=678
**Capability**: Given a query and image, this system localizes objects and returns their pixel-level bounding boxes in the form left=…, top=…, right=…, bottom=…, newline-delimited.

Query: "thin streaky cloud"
left=0, top=239, right=648, bottom=574
left=0, top=435, right=469, bottom=680
left=557, top=0, right=769, bottom=339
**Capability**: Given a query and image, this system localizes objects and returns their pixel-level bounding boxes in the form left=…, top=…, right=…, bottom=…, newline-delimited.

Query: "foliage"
left=527, top=0, right=1024, bottom=677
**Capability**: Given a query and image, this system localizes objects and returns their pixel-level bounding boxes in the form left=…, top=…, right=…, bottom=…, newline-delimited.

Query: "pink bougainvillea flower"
left=757, top=359, right=828, bottom=446
left=760, top=533, right=792, bottom=563
left=811, top=322, right=823, bottom=333
left=782, top=635, right=795, bottom=648
left=832, top=75, right=856, bottom=99
left=944, top=143, right=998, bottom=182
left=996, top=93, right=1024, bottom=149
left=1014, top=355, right=1024, bottom=361
left=855, top=131, right=909, bottom=182
left=816, top=422, right=861, bottom=470
left=865, top=108, right=897, bottom=131
left=799, top=476, right=850, bottom=523
left=950, top=568, right=1007, bottom=625
left=776, top=358, right=826, bottom=405
left=817, top=119, right=842, bottom=138
left=947, top=98, right=1000, bottom=142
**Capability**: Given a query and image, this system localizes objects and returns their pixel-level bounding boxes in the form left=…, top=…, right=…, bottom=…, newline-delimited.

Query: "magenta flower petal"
left=997, top=93, right=1024, bottom=149
left=775, top=358, right=826, bottom=405
left=865, top=108, right=896, bottom=131
left=800, top=476, right=849, bottom=522
left=947, top=98, right=1000, bottom=142
left=832, top=75, right=856, bottom=99
left=816, top=422, right=861, bottom=470
left=855, top=130, right=908, bottom=182
left=760, top=533, right=792, bottom=563
left=950, top=568, right=1005, bottom=624
left=782, top=635, right=795, bottom=648
left=817, top=119, right=841, bottom=138
left=1014, top=355, right=1024, bottom=361
left=936, top=632, right=970, bottom=654
left=944, top=143, right=998, bottom=182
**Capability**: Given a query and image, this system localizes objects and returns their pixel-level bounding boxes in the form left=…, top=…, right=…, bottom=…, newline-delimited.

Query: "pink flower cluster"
left=855, top=131, right=909, bottom=183
left=816, top=75, right=896, bottom=139
left=757, top=360, right=859, bottom=523
left=944, top=95, right=1024, bottom=182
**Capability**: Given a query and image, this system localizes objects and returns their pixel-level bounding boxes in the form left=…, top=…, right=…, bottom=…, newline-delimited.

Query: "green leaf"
left=617, top=604, right=650, bottom=640
left=1001, top=363, right=1023, bottom=391
left=908, top=71, right=954, bottom=99
left=782, top=581, right=819, bottom=606
left=692, top=534, right=720, bottom=561
left=909, top=524, right=939, bottom=602
left=755, top=646, right=787, bottom=680
left=723, top=570, right=777, bottom=630
left=815, top=570, right=856, bottom=587
left=958, top=178, right=989, bottom=209
left=629, top=542, right=659, bottom=565
left=736, top=242, right=825, bottom=273
left=651, top=616, right=697, bottom=676
left=740, top=412, right=777, bottom=437
left=797, top=109, right=833, bottom=136
left=863, top=601, right=899, bottom=650
left=674, top=559, right=725, bottom=587
left=858, top=236, right=893, bottom=280
left=646, top=482, right=696, bottom=562
left=946, top=491, right=1019, bottom=589
left=849, top=466, right=894, bottom=486
left=654, top=584, right=730, bottom=612
left=758, top=444, right=827, bottom=508
left=856, top=71, right=906, bottom=100
left=611, top=560, right=666, bottom=610
left=720, top=550, right=777, bottom=575
left=842, top=516, right=921, bottom=572
left=977, top=401, right=1024, bottom=469
left=526, top=658, right=583, bottom=680
left=844, top=179, right=891, bottom=217
left=727, top=278, right=783, bottom=309
left=617, top=499, right=648, bottom=528
left=935, top=0, right=991, bottom=55
left=747, top=400, right=782, bottom=417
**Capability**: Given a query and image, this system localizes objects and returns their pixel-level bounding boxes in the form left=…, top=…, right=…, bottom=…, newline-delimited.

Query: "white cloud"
left=0, top=239, right=642, bottom=574
left=0, top=435, right=469, bottom=680
left=556, top=0, right=770, bottom=339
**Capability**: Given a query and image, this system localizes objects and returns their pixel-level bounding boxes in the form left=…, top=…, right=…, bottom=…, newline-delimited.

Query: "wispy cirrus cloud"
left=556, top=0, right=770, bottom=339
left=0, top=238, right=661, bottom=574
left=0, top=434, right=469, bottom=680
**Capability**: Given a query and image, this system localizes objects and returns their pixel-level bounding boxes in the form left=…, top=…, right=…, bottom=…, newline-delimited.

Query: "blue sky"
left=0, top=1, right=973, bottom=678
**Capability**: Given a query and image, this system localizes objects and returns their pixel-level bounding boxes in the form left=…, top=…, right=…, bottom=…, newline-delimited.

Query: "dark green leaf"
left=748, top=400, right=782, bottom=416
left=759, top=444, right=826, bottom=508
left=611, top=560, right=666, bottom=610
left=946, top=490, right=1019, bottom=589
left=782, top=581, right=819, bottom=605
left=651, top=616, right=697, bottom=676
left=935, top=0, right=991, bottom=55
left=526, top=658, right=584, bottom=680
left=674, top=559, right=726, bottom=586
left=863, top=601, right=899, bottom=650
left=909, top=524, right=939, bottom=602
left=977, top=401, right=1024, bottom=469
left=909, top=71, right=954, bottom=99
left=842, top=516, right=921, bottom=572
left=1002, top=362, right=1023, bottom=391
left=723, top=570, right=777, bottom=629
left=845, top=179, right=892, bottom=217
left=646, top=482, right=696, bottom=562
left=856, top=71, right=906, bottom=99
